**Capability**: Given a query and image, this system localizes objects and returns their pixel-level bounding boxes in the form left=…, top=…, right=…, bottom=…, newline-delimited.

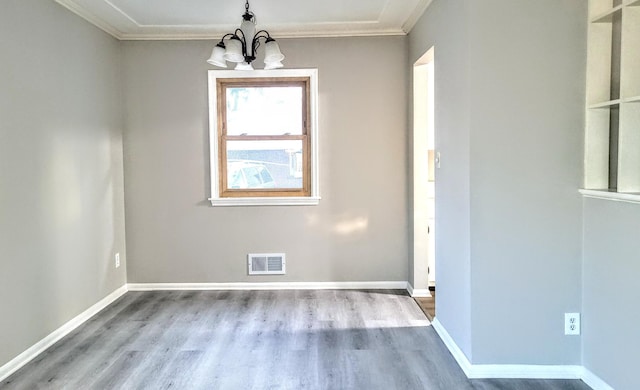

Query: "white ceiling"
left=55, top=0, right=432, bottom=40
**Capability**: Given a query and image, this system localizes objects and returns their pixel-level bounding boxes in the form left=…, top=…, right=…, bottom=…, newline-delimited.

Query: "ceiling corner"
left=55, top=0, right=123, bottom=40
left=402, top=0, right=434, bottom=34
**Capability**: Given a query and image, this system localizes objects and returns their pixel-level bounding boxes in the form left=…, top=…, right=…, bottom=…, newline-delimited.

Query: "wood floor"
left=414, top=291, right=436, bottom=321
left=2, top=290, right=591, bottom=390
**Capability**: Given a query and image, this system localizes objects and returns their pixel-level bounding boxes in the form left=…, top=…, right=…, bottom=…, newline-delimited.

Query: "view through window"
left=225, top=85, right=304, bottom=190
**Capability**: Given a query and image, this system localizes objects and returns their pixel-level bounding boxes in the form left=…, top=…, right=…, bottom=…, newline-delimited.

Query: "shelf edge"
left=588, top=99, right=622, bottom=109
left=591, top=5, right=624, bottom=23
left=580, top=189, right=640, bottom=204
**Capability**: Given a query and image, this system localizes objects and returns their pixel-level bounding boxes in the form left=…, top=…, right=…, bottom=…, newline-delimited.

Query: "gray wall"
left=583, top=198, right=640, bottom=390
left=409, top=0, right=586, bottom=365
left=409, top=0, right=474, bottom=359
left=468, top=0, right=586, bottom=364
left=121, top=37, right=409, bottom=283
left=0, top=0, right=126, bottom=368
left=5, top=2, right=634, bottom=386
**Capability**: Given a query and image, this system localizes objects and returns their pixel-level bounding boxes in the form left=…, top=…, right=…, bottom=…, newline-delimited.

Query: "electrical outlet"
left=115, top=253, right=121, bottom=268
left=565, top=313, right=580, bottom=335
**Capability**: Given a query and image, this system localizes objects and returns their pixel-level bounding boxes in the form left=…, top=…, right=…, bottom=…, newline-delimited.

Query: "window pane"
left=226, top=86, right=303, bottom=136
left=227, top=140, right=303, bottom=189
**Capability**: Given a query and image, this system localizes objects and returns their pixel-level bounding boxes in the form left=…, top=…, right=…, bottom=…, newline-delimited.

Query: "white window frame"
left=208, top=69, right=320, bottom=206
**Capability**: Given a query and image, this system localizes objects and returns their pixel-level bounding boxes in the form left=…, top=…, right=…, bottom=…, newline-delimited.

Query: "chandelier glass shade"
left=207, top=0, right=284, bottom=70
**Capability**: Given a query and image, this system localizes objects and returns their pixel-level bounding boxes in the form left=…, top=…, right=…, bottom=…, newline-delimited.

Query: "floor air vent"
left=248, top=253, right=286, bottom=275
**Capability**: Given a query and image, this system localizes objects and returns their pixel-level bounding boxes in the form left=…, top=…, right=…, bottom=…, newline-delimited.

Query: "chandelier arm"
left=220, top=32, right=238, bottom=43
left=234, top=28, right=247, bottom=42
left=252, top=31, right=272, bottom=54
left=231, top=28, right=250, bottom=60
left=253, top=30, right=272, bottom=40
left=231, top=28, right=259, bottom=64
left=252, top=39, right=262, bottom=56
left=248, top=31, right=272, bottom=59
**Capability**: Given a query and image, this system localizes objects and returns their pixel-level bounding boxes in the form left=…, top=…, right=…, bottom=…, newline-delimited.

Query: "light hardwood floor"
left=2, top=290, right=591, bottom=390
left=415, top=291, right=436, bottom=321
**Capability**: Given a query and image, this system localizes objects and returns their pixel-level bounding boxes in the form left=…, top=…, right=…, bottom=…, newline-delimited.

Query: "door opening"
left=412, top=47, right=436, bottom=320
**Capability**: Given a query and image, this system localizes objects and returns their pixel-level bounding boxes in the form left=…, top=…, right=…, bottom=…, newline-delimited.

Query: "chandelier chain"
left=245, top=0, right=250, bottom=12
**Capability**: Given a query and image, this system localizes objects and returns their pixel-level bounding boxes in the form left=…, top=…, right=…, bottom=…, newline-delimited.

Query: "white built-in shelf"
left=588, top=99, right=621, bottom=109
left=580, top=189, right=640, bottom=204
left=591, top=5, right=624, bottom=23
left=584, top=0, right=640, bottom=195
left=589, top=97, right=640, bottom=107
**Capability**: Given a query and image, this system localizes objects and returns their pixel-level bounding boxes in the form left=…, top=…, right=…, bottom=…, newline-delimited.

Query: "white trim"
left=119, top=29, right=408, bottom=41
left=55, top=0, right=416, bottom=41
left=410, top=289, right=432, bottom=298
left=580, top=189, right=640, bottom=204
left=431, top=319, right=584, bottom=380
left=0, top=285, right=128, bottom=382
left=431, top=318, right=474, bottom=377
left=466, top=365, right=582, bottom=380
left=209, top=196, right=321, bottom=207
left=207, top=69, right=320, bottom=208
left=55, top=0, right=123, bottom=39
left=402, top=0, right=434, bottom=33
left=127, top=281, right=408, bottom=291
left=581, top=367, right=615, bottom=390
left=103, top=0, right=140, bottom=25
left=407, top=283, right=432, bottom=298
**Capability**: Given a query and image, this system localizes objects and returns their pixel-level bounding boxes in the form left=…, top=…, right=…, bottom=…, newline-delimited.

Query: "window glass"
left=226, top=86, right=303, bottom=136
left=226, top=140, right=303, bottom=189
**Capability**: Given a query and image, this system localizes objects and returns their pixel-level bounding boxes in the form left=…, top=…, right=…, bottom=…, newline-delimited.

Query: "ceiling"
left=54, top=0, right=433, bottom=40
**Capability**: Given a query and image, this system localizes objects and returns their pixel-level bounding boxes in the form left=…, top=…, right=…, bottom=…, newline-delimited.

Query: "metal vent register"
left=248, top=253, right=286, bottom=275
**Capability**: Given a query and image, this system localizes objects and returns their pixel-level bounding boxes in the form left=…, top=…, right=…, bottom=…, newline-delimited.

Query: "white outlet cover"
left=115, top=253, right=121, bottom=268
left=564, top=313, right=580, bottom=335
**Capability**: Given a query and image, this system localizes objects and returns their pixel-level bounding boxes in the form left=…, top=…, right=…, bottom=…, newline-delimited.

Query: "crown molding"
left=55, top=0, right=123, bottom=39
left=119, top=29, right=407, bottom=41
left=55, top=0, right=424, bottom=41
left=402, top=0, right=434, bottom=34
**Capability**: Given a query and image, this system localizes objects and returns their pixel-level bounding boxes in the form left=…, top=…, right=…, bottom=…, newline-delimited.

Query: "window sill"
left=579, top=189, right=640, bottom=204
left=209, top=196, right=321, bottom=207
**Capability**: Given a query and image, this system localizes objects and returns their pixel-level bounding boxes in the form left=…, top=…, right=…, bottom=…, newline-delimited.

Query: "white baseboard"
left=127, top=281, right=409, bottom=291
left=431, top=318, right=614, bottom=388
left=581, top=367, right=615, bottom=390
left=407, top=283, right=432, bottom=298
left=431, top=318, right=474, bottom=376
left=467, top=364, right=582, bottom=380
left=0, top=285, right=128, bottom=382
left=432, top=318, right=581, bottom=378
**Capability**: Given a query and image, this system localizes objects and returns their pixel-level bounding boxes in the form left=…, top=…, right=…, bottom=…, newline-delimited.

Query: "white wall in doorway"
left=412, top=47, right=436, bottom=296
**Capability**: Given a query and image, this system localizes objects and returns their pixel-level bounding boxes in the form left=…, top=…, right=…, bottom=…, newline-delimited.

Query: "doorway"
left=412, top=47, right=436, bottom=320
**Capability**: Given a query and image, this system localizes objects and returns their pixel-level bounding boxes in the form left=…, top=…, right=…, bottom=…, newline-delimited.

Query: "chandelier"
left=207, top=0, right=285, bottom=70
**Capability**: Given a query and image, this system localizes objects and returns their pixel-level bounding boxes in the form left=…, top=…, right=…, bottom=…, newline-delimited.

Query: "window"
left=208, top=69, right=319, bottom=206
